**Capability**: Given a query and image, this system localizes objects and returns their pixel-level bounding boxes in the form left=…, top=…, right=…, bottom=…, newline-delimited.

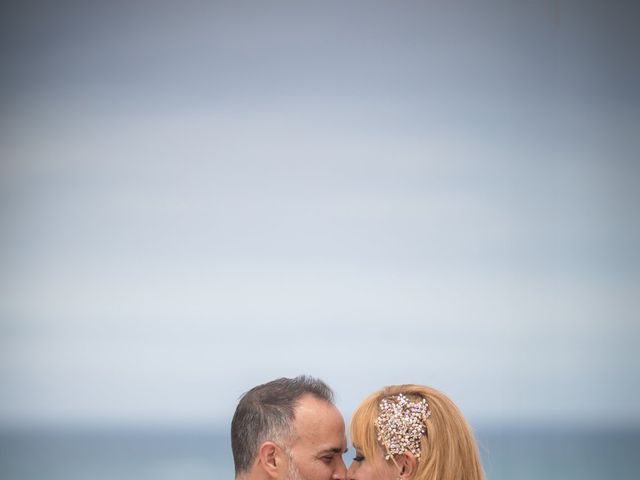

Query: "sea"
left=1, top=427, right=639, bottom=480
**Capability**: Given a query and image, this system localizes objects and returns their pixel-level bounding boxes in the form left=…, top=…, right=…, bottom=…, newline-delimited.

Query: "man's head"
left=231, top=375, right=347, bottom=480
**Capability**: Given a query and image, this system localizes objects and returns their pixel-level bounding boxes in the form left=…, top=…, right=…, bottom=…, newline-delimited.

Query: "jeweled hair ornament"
left=374, top=393, right=431, bottom=460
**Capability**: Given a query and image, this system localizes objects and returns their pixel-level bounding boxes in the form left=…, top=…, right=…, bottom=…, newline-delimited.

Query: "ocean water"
left=1, top=427, right=639, bottom=480
left=475, top=427, right=640, bottom=480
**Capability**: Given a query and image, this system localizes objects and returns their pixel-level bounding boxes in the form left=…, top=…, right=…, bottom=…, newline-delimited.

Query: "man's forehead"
left=291, top=394, right=346, bottom=446
left=294, top=394, right=343, bottom=423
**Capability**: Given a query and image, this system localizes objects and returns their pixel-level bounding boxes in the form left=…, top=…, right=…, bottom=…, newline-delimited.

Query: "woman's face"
left=346, top=444, right=398, bottom=480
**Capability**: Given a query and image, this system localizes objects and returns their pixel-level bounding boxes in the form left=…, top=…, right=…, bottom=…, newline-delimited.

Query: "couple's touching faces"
left=243, top=392, right=405, bottom=480
left=231, top=376, right=484, bottom=480
left=265, top=393, right=409, bottom=480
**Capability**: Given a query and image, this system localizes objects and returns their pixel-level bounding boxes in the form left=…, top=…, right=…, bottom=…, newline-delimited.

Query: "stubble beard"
left=285, top=455, right=308, bottom=480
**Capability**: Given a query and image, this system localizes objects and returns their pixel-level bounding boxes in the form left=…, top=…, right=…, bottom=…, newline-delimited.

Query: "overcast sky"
left=1, top=0, right=639, bottom=429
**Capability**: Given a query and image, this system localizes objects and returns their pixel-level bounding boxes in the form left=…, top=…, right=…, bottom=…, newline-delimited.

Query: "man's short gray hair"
left=231, top=375, right=335, bottom=475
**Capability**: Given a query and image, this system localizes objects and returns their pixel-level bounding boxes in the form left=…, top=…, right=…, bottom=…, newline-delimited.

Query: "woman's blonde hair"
left=350, top=385, right=484, bottom=480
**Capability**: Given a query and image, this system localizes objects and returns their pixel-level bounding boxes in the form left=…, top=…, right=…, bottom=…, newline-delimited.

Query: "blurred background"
left=1, top=0, right=639, bottom=479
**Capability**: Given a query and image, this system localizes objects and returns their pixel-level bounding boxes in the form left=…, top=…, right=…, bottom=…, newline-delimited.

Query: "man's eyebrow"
left=319, top=447, right=348, bottom=455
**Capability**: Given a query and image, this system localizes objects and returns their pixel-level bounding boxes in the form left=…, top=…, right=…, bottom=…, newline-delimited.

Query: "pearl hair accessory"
left=374, top=393, right=431, bottom=460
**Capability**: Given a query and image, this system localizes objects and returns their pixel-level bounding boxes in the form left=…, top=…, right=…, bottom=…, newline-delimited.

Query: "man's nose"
left=332, top=456, right=347, bottom=479
left=346, top=461, right=355, bottom=479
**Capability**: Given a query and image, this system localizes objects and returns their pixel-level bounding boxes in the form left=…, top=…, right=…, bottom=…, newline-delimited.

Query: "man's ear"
left=397, top=452, right=418, bottom=480
left=257, top=441, right=284, bottom=478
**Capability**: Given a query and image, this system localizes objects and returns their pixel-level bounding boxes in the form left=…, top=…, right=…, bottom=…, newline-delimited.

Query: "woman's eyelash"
left=353, top=455, right=365, bottom=462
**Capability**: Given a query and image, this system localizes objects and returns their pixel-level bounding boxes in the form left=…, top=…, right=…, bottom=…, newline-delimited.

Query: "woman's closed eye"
left=353, top=454, right=365, bottom=462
